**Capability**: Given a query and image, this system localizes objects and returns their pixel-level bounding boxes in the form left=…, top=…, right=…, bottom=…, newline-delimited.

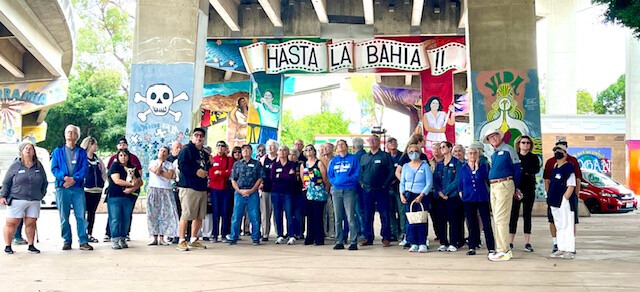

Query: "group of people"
left=0, top=124, right=581, bottom=261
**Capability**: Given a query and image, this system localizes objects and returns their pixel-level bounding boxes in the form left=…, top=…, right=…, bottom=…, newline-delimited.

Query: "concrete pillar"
left=545, top=0, right=577, bottom=115
left=126, top=0, right=209, bottom=172
left=625, top=32, right=640, bottom=194
left=467, top=0, right=542, bottom=152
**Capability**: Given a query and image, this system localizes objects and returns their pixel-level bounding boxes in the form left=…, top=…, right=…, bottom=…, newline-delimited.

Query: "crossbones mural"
left=133, top=83, right=189, bottom=122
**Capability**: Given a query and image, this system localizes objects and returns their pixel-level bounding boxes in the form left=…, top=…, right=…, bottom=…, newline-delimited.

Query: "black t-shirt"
left=107, top=162, right=139, bottom=198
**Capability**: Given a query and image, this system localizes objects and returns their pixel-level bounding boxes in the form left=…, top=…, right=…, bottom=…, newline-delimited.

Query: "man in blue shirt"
left=327, top=139, right=360, bottom=251
left=483, top=128, right=521, bottom=262
left=51, top=124, right=92, bottom=251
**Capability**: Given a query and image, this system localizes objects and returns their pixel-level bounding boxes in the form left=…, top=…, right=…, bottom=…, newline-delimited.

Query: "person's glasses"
left=520, top=141, right=531, bottom=145
left=304, top=147, right=314, bottom=151
left=468, top=152, right=479, bottom=155
left=194, top=133, right=204, bottom=138
left=440, top=145, right=447, bottom=149
left=216, top=144, right=226, bottom=147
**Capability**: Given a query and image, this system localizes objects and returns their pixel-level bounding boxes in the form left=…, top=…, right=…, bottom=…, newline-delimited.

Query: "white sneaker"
left=437, top=245, right=447, bottom=252
left=447, top=245, right=458, bottom=252
left=488, top=251, right=512, bottom=262
left=275, top=237, right=285, bottom=244
left=409, top=245, right=419, bottom=252
left=398, top=239, right=407, bottom=246
left=561, top=252, right=575, bottom=259
left=418, top=245, right=428, bottom=253
left=550, top=250, right=565, bottom=258
left=287, top=237, right=296, bottom=245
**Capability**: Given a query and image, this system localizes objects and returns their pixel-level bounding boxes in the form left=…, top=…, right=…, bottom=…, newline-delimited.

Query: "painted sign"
left=240, top=39, right=466, bottom=76
left=127, top=63, right=195, bottom=181
left=247, top=73, right=283, bottom=145
left=420, top=70, right=455, bottom=153
left=201, top=81, right=251, bottom=147
left=568, top=147, right=612, bottom=176
left=627, top=140, right=640, bottom=195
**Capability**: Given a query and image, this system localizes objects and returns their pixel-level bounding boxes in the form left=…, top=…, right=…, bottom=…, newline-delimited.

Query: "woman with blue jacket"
left=399, top=144, right=433, bottom=253
left=433, top=141, right=463, bottom=252
left=458, top=146, right=495, bottom=255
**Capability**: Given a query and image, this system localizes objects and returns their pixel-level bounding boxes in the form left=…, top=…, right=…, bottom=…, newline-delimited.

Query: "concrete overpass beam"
left=0, top=39, right=24, bottom=78
left=258, top=0, right=283, bottom=27
left=363, top=0, right=374, bottom=25
left=209, top=0, right=241, bottom=31
left=311, top=0, right=329, bottom=23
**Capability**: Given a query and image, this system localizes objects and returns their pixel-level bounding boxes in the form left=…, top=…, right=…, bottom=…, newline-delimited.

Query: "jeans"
left=355, top=185, right=364, bottom=236
left=271, top=192, right=295, bottom=237
left=211, top=189, right=232, bottom=238
left=107, top=196, right=135, bottom=240
left=404, top=192, right=427, bottom=245
left=305, top=200, right=326, bottom=244
left=85, top=192, right=101, bottom=236
left=463, top=201, right=495, bottom=250
left=389, top=188, right=406, bottom=238
left=230, top=191, right=261, bottom=242
left=331, top=188, right=358, bottom=245
left=56, top=187, right=89, bottom=244
left=439, top=196, right=463, bottom=247
left=363, top=188, right=392, bottom=242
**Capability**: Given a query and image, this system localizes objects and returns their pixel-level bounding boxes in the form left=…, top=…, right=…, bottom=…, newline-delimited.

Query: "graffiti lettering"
left=484, top=71, right=524, bottom=96
left=1, top=88, right=47, bottom=105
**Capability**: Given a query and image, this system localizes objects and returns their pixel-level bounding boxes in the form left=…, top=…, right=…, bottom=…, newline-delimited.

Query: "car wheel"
left=585, top=199, right=600, bottom=214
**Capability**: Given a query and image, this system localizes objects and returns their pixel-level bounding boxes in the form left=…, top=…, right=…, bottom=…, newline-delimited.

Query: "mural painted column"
left=246, top=72, right=284, bottom=146
left=127, top=0, right=208, bottom=177
left=625, top=32, right=640, bottom=195
left=420, top=70, right=455, bottom=154
left=467, top=0, right=543, bottom=197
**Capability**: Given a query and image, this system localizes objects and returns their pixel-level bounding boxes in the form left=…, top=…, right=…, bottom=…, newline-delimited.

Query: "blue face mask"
left=408, top=152, right=420, bottom=161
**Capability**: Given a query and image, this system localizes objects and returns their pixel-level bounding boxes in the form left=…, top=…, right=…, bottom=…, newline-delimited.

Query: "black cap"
left=118, top=137, right=128, bottom=144
left=193, top=127, right=206, bottom=136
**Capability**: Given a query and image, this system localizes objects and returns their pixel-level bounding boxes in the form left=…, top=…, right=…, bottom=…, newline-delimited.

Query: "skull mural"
left=133, top=83, right=189, bottom=122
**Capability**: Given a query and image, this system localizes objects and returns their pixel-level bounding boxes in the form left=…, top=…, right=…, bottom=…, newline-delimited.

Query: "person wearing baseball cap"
left=545, top=144, right=577, bottom=259
left=482, top=128, right=521, bottom=262
left=543, top=138, right=582, bottom=253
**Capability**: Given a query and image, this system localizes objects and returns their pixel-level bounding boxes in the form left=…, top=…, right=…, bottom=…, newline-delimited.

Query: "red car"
left=580, top=169, right=638, bottom=213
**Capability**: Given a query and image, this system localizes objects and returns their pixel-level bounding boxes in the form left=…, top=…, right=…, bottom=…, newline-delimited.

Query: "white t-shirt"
left=148, top=159, right=174, bottom=189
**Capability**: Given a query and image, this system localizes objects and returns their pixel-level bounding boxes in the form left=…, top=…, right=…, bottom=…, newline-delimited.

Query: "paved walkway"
left=1, top=208, right=639, bottom=291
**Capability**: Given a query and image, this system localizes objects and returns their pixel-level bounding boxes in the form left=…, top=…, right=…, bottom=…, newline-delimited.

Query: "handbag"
left=406, top=201, right=429, bottom=224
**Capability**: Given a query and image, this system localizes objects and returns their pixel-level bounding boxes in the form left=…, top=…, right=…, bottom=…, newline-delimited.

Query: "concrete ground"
left=0, top=207, right=639, bottom=291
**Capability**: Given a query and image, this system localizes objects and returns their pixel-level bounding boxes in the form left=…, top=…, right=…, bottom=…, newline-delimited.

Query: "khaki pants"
left=490, top=180, right=515, bottom=253
left=260, top=191, right=273, bottom=238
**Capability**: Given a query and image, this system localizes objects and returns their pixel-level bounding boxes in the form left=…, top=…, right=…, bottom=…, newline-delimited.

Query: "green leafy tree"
left=576, top=90, right=595, bottom=114
left=594, top=75, right=625, bottom=114
left=280, top=110, right=351, bottom=147
left=593, top=0, right=640, bottom=37
left=40, top=65, right=127, bottom=153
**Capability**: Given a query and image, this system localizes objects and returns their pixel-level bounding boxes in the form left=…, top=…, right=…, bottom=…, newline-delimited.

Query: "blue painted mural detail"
left=127, top=63, right=196, bottom=181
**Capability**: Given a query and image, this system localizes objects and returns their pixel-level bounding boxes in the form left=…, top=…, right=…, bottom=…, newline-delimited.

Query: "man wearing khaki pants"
left=483, top=129, right=521, bottom=262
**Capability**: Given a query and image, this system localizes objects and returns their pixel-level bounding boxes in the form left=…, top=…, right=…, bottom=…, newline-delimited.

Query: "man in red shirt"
left=543, top=139, right=582, bottom=253
left=209, top=140, right=234, bottom=242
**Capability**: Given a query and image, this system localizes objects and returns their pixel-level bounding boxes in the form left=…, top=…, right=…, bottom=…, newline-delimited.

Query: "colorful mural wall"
left=201, top=81, right=251, bottom=147
left=421, top=70, right=455, bottom=154
left=126, top=63, right=195, bottom=180
left=627, top=140, right=640, bottom=195
left=0, top=80, right=68, bottom=143
left=567, top=147, right=612, bottom=176
left=248, top=73, right=283, bottom=145
left=372, top=83, right=422, bottom=134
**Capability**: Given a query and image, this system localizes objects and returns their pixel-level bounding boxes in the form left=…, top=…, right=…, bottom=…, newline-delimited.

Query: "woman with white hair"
left=259, top=139, right=278, bottom=241
left=0, top=141, right=48, bottom=254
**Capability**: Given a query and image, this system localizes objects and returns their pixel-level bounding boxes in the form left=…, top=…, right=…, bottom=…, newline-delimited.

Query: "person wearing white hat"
left=482, top=129, right=521, bottom=262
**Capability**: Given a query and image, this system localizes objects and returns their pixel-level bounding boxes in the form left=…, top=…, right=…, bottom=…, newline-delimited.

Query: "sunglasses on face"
left=440, top=145, right=448, bottom=149
left=304, top=148, right=314, bottom=151
left=233, top=151, right=241, bottom=154
left=520, top=141, right=531, bottom=145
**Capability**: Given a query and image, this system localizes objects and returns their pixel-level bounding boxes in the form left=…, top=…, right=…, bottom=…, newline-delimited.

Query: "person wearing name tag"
left=359, top=135, right=395, bottom=247
left=106, top=149, right=143, bottom=250
left=269, top=146, right=299, bottom=245
left=259, top=139, right=278, bottom=241
left=483, top=128, right=522, bottom=262
left=208, top=141, right=234, bottom=243
left=386, top=137, right=405, bottom=243
left=399, top=144, right=433, bottom=253
left=327, top=140, right=360, bottom=251
left=301, top=144, right=330, bottom=246
left=545, top=144, right=577, bottom=260
left=433, top=141, right=463, bottom=253
left=80, top=136, right=106, bottom=244
left=51, top=124, right=93, bottom=251
left=228, top=144, right=266, bottom=246
left=146, top=146, right=178, bottom=246
left=458, top=146, right=495, bottom=256
left=1, top=140, right=48, bottom=254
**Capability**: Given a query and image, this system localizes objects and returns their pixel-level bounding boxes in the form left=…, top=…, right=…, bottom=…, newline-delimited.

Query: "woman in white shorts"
left=0, top=140, right=48, bottom=254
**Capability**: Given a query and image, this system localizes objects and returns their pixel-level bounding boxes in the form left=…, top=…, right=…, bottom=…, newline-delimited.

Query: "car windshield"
left=585, top=171, right=618, bottom=187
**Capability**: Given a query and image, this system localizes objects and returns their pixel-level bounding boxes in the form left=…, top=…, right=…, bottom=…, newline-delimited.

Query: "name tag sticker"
left=72, top=160, right=77, bottom=164
left=418, top=170, right=424, bottom=173
left=449, top=163, right=454, bottom=167
left=248, top=164, right=255, bottom=168
left=213, top=162, right=220, bottom=167
left=35, top=170, right=40, bottom=173
left=18, top=170, right=26, bottom=174
left=555, top=173, right=561, bottom=179
left=394, top=163, right=398, bottom=167
left=374, top=160, right=381, bottom=164
left=276, top=168, right=283, bottom=173
left=498, top=151, right=504, bottom=156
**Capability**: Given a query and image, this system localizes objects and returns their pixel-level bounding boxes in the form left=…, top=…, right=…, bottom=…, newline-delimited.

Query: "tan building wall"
left=542, top=133, right=626, bottom=183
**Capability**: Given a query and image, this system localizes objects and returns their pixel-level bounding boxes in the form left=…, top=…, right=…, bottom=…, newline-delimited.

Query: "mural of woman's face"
left=239, top=98, right=247, bottom=107
left=263, top=91, right=274, bottom=104
left=430, top=99, right=440, bottom=111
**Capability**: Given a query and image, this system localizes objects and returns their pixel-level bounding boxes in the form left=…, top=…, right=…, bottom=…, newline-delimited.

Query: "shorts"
left=547, top=201, right=579, bottom=224
left=178, top=188, right=208, bottom=220
left=7, top=199, right=41, bottom=218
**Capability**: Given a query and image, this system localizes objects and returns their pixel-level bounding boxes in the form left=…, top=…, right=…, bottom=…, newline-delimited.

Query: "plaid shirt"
left=231, top=158, right=266, bottom=189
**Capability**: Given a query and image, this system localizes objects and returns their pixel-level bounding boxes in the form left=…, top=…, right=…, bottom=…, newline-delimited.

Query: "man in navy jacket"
left=51, top=124, right=92, bottom=251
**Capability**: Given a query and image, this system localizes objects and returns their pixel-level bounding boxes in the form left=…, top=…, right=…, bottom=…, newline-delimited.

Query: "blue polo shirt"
left=488, top=143, right=522, bottom=186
